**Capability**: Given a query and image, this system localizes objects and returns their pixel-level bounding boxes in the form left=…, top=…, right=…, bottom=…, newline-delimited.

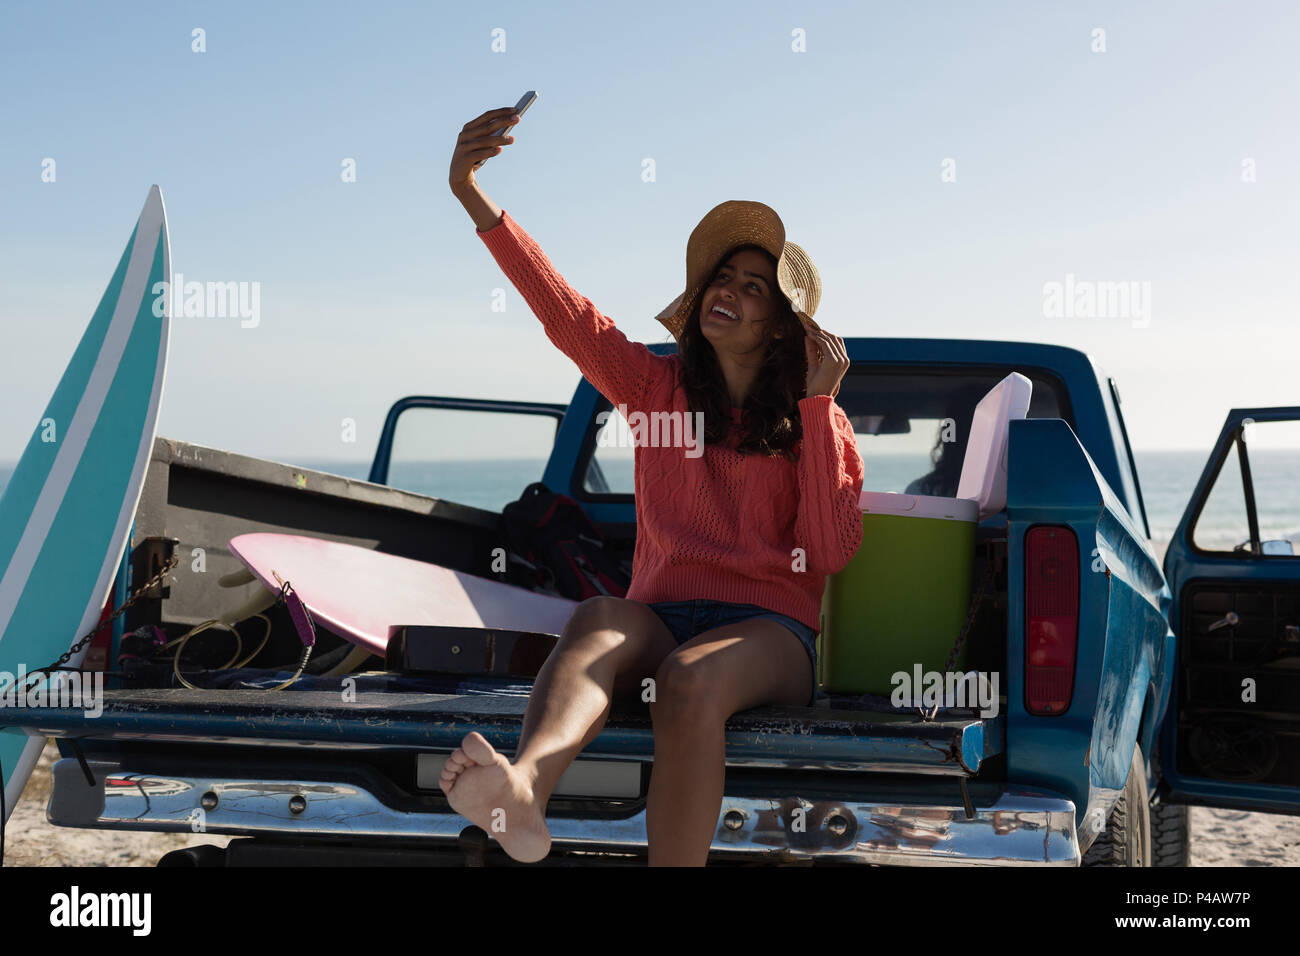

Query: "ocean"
left=2, top=450, right=1295, bottom=564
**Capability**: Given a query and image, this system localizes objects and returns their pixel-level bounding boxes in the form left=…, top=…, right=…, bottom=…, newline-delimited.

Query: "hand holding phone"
left=471, top=91, right=537, bottom=170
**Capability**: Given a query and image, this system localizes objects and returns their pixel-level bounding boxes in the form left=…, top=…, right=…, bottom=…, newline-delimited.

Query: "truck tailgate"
left=1, top=683, right=1002, bottom=775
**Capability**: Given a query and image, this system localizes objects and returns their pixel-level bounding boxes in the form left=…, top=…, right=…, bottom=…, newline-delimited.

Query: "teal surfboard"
left=0, top=186, right=170, bottom=821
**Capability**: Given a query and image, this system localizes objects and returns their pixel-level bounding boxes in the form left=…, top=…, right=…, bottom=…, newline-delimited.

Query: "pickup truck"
left=5, top=336, right=1298, bottom=866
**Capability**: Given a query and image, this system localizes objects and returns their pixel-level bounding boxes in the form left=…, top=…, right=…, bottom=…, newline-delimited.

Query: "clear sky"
left=2, top=0, right=1297, bottom=467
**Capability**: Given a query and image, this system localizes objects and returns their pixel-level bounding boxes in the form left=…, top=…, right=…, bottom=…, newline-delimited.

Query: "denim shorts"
left=646, top=599, right=819, bottom=706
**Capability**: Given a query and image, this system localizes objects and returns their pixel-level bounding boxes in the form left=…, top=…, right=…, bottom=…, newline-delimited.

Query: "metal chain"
left=919, top=558, right=997, bottom=722
left=0, top=553, right=180, bottom=696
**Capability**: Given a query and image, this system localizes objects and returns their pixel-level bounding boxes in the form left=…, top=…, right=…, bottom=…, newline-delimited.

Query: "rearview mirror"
left=1232, top=538, right=1295, bottom=556
left=852, top=413, right=911, bottom=435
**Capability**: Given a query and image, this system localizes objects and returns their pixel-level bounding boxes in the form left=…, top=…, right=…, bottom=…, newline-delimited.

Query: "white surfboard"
left=0, top=186, right=171, bottom=822
left=228, top=533, right=579, bottom=657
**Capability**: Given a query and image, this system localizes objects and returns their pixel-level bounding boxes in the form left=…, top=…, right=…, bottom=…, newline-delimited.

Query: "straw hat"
left=654, top=200, right=822, bottom=342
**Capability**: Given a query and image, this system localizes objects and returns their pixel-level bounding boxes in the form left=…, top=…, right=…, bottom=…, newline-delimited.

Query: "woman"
left=904, top=385, right=987, bottom=497
left=440, top=105, right=865, bottom=866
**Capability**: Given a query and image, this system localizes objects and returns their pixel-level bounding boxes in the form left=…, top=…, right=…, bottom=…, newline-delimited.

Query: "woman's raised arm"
left=449, top=106, right=669, bottom=414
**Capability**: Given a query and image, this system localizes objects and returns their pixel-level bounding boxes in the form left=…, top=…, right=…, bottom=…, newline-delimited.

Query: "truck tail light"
left=1025, top=525, right=1078, bottom=715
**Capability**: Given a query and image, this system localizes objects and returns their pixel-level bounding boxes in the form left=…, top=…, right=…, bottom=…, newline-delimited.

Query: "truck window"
left=387, top=407, right=555, bottom=511
left=581, top=366, right=1072, bottom=499
left=1191, top=419, right=1300, bottom=555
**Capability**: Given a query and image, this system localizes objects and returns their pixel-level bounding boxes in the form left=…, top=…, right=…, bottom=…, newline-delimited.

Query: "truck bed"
left=55, top=435, right=1008, bottom=779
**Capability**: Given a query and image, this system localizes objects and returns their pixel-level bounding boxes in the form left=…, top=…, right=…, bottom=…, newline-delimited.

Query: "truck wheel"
left=1148, top=736, right=1190, bottom=866
left=1149, top=800, right=1190, bottom=866
left=1081, top=744, right=1151, bottom=867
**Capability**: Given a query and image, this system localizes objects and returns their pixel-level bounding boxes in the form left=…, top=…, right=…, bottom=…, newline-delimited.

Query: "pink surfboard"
left=227, top=533, right=579, bottom=656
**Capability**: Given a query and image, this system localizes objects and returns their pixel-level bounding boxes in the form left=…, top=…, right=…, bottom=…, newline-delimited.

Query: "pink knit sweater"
left=477, top=209, right=864, bottom=633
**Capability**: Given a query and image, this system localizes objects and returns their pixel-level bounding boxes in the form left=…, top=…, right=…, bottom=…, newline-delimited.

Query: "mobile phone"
left=509, top=90, right=538, bottom=124
left=474, top=91, right=537, bottom=169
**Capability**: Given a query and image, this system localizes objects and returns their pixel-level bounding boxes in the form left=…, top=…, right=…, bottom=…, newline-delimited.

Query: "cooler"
left=820, top=492, right=977, bottom=695
left=818, top=371, right=1033, bottom=697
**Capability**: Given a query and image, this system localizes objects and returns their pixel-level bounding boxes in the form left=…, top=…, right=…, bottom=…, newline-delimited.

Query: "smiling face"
left=698, top=247, right=784, bottom=353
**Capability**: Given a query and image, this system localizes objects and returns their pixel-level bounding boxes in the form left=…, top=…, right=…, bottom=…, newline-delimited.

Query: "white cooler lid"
left=859, top=490, right=978, bottom=522
left=956, top=372, right=1033, bottom=520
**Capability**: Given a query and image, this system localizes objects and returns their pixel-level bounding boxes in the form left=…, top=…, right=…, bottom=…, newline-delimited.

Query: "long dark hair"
left=674, top=243, right=808, bottom=460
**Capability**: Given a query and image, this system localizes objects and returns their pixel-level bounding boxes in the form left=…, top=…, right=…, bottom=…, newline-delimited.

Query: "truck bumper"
left=48, top=757, right=1080, bottom=865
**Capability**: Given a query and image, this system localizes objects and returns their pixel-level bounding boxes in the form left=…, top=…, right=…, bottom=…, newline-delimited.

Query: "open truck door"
left=368, top=396, right=568, bottom=506
left=1160, top=406, right=1300, bottom=813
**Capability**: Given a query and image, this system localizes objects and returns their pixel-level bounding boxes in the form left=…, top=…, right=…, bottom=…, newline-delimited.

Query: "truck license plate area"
left=416, top=754, right=642, bottom=798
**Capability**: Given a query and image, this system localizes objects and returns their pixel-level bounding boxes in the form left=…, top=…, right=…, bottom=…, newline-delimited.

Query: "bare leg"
left=439, top=596, right=675, bottom=863
left=646, top=619, right=813, bottom=866
left=646, top=704, right=726, bottom=866
left=514, top=597, right=675, bottom=800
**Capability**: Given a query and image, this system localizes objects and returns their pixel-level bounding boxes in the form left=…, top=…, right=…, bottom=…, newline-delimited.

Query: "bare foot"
left=439, top=731, right=551, bottom=863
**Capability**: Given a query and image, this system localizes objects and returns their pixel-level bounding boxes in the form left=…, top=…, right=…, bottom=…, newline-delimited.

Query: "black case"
left=386, top=625, right=558, bottom=678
